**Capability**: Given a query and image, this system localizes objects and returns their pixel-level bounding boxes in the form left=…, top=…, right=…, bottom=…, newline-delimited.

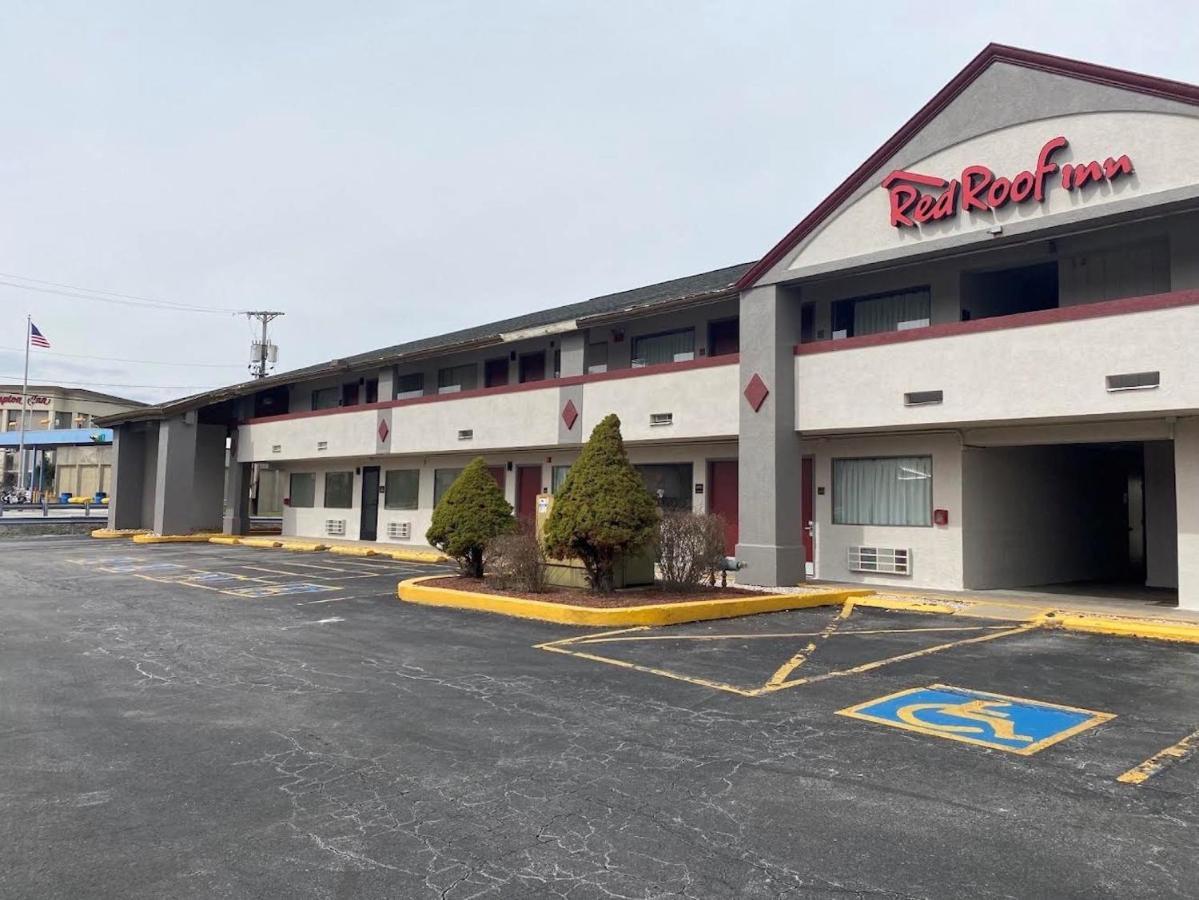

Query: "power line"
left=0, top=273, right=243, bottom=314
left=0, top=345, right=244, bottom=368
left=0, top=374, right=223, bottom=389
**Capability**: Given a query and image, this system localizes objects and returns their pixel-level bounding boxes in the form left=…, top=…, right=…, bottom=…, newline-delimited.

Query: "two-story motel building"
left=99, top=45, right=1199, bottom=609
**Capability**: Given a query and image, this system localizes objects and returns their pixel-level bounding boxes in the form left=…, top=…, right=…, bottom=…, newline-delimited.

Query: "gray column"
left=153, top=414, right=199, bottom=535
left=736, top=283, right=806, bottom=586
left=223, top=459, right=253, bottom=536
left=107, top=425, right=146, bottom=530
left=1176, top=419, right=1199, bottom=610
left=558, top=333, right=585, bottom=377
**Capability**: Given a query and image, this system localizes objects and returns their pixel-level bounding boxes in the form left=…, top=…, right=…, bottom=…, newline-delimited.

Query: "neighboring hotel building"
left=99, top=45, right=1199, bottom=608
left=1, top=385, right=144, bottom=495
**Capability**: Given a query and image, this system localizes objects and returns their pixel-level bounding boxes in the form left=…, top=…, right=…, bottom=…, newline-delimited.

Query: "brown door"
left=516, top=466, right=541, bottom=526
left=801, top=455, right=814, bottom=570
left=484, top=358, right=509, bottom=388
left=707, top=460, right=738, bottom=555
left=519, top=352, right=545, bottom=383
left=708, top=319, right=740, bottom=357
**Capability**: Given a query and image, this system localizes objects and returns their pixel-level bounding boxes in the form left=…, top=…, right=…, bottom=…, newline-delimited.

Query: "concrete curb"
left=396, top=575, right=873, bottom=627
left=203, top=535, right=448, bottom=563
left=132, top=533, right=222, bottom=544
left=90, top=528, right=150, bottom=539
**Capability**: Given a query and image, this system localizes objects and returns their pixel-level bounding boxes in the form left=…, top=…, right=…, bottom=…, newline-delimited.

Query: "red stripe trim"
left=242, top=354, right=739, bottom=425
left=736, top=43, right=1199, bottom=293
left=794, top=289, right=1199, bottom=356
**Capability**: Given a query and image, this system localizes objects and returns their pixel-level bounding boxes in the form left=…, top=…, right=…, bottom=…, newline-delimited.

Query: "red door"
left=516, top=466, right=542, bottom=526
left=707, top=460, right=738, bottom=555
left=487, top=466, right=506, bottom=494
left=801, top=456, right=814, bottom=570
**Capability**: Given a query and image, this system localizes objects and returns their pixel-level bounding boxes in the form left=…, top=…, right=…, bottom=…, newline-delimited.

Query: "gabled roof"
left=97, top=262, right=752, bottom=426
left=735, top=43, right=1199, bottom=291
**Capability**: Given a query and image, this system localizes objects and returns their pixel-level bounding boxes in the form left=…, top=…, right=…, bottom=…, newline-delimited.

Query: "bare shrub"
left=487, top=529, right=548, bottom=593
left=656, top=511, right=728, bottom=591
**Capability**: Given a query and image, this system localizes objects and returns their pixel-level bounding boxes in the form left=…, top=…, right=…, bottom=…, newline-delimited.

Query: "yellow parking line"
left=572, top=625, right=1015, bottom=645
left=537, top=643, right=759, bottom=697
left=1117, top=728, right=1199, bottom=785
left=766, top=600, right=855, bottom=688
left=752, top=623, right=1039, bottom=695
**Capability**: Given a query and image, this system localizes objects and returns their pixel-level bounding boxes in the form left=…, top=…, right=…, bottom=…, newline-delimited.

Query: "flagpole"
left=17, top=314, right=29, bottom=495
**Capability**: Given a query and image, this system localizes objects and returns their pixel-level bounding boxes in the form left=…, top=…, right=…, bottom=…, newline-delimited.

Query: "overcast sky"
left=2, top=1, right=1195, bottom=403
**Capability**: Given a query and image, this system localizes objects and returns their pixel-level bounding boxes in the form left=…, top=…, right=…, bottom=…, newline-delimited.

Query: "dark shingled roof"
left=98, top=261, right=753, bottom=425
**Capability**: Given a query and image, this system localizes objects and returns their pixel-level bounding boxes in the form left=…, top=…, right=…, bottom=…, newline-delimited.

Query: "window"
left=519, top=352, right=546, bottom=383
left=832, top=456, right=932, bottom=527
left=961, top=263, right=1058, bottom=321
left=396, top=372, right=424, bottom=399
left=585, top=342, right=608, bottom=374
left=364, top=379, right=379, bottom=404
left=636, top=463, right=693, bottom=511
left=311, top=387, right=339, bottom=411
left=632, top=329, right=695, bottom=367
left=384, top=469, right=420, bottom=509
left=551, top=465, right=571, bottom=493
left=433, top=468, right=463, bottom=505
left=289, top=473, right=316, bottom=508
left=831, top=287, right=930, bottom=339
left=324, top=471, right=354, bottom=509
left=53, top=412, right=72, bottom=429
left=438, top=364, right=477, bottom=394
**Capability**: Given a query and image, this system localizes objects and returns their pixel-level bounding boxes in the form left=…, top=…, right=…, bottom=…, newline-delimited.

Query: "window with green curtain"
left=311, top=387, right=339, bottom=410
left=551, top=465, right=571, bottom=493
left=433, top=468, right=463, bottom=505
left=384, top=469, right=420, bottom=510
left=324, top=471, right=354, bottom=509
left=631, top=328, right=695, bottom=367
left=289, top=473, right=316, bottom=508
left=635, top=463, right=693, bottom=510
left=832, top=456, right=932, bottom=526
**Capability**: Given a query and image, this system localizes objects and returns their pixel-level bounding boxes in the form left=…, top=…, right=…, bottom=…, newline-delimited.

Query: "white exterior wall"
left=1176, top=418, right=1199, bottom=610
left=805, top=432, right=963, bottom=590
left=580, top=363, right=738, bottom=442
left=797, top=301, right=1199, bottom=433
left=279, top=440, right=737, bottom=547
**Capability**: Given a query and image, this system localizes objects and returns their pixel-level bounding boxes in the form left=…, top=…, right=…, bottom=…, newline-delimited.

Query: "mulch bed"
left=421, top=576, right=768, bottom=609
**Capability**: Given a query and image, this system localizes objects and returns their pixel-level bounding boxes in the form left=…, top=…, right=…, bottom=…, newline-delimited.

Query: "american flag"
left=29, top=322, right=50, bottom=349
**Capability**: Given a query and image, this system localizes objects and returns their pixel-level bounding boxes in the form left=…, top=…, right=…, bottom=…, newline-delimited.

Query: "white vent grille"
left=904, top=390, right=943, bottom=406
left=316, top=441, right=328, bottom=451
left=650, top=412, right=673, bottom=427
left=387, top=521, right=412, bottom=540
left=271, top=444, right=282, bottom=454
left=458, top=429, right=473, bottom=441
left=848, top=546, right=910, bottom=575
left=325, top=519, right=346, bottom=537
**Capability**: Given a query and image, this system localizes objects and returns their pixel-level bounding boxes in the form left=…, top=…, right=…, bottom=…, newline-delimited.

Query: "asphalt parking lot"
left=4, top=538, right=1199, bottom=898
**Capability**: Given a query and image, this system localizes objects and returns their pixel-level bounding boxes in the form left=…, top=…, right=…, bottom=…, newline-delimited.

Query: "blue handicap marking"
left=838, top=684, right=1114, bottom=755
left=184, top=571, right=246, bottom=585
left=230, top=582, right=337, bottom=598
left=103, top=562, right=186, bottom=574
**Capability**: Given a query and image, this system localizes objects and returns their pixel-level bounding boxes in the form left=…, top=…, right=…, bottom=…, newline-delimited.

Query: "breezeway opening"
left=962, top=439, right=1177, bottom=605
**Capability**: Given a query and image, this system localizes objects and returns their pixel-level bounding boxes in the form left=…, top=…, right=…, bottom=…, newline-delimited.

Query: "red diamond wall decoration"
left=377, top=419, right=390, bottom=442
left=744, top=374, right=769, bottom=412
left=561, top=399, right=579, bottom=430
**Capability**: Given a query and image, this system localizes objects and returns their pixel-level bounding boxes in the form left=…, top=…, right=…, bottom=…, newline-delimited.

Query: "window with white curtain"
left=832, top=456, right=932, bottom=527
left=631, top=328, right=695, bottom=367
left=831, top=287, right=931, bottom=338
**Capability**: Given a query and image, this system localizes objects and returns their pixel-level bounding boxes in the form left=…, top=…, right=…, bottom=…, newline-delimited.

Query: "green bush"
left=425, top=457, right=515, bottom=577
left=657, top=511, right=728, bottom=591
left=542, top=413, right=659, bottom=592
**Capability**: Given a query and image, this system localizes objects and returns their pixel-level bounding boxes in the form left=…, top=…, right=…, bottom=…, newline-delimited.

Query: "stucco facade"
left=101, top=45, right=1199, bottom=609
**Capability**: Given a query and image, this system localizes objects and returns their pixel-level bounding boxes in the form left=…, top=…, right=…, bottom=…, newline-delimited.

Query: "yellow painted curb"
left=132, top=532, right=222, bottom=544
left=278, top=539, right=330, bottom=552
left=851, top=595, right=963, bottom=615
left=376, top=548, right=451, bottom=564
left=90, top=528, right=149, bottom=539
left=209, top=536, right=242, bottom=545
left=240, top=537, right=285, bottom=549
left=329, top=545, right=381, bottom=558
left=397, top=575, right=873, bottom=627
left=1041, top=612, right=1199, bottom=645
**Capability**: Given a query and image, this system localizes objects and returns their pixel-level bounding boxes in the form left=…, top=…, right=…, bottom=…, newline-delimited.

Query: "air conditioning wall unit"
left=847, top=546, right=910, bottom=575
left=387, top=521, right=412, bottom=541
left=325, top=519, right=347, bottom=537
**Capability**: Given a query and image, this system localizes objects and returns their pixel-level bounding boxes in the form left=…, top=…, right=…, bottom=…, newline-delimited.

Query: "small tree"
left=543, top=414, right=659, bottom=592
left=426, top=457, right=515, bottom=577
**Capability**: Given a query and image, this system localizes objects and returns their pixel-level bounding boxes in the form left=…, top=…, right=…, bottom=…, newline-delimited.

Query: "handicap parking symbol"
left=838, top=684, right=1114, bottom=755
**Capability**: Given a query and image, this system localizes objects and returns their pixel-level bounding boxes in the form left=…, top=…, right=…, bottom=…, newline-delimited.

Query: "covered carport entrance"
left=962, top=435, right=1178, bottom=604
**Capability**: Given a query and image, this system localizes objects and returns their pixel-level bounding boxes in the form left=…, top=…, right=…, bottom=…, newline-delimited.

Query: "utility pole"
left=244, top=311, right=284, bottom=379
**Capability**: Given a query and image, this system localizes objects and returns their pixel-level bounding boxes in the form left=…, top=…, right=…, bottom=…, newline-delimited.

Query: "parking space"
left=5, top=537, right=1199, bottom=898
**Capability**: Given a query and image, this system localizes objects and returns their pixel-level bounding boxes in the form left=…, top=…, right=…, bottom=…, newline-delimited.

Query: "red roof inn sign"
left=884, top=136, right=1133, bottom=228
